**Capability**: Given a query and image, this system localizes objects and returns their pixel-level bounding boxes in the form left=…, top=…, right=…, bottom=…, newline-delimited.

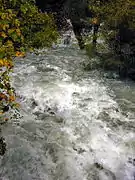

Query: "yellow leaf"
left=15, top=51, right=25, bottom=57
left=8, top=29, right=15, bottom=34
left=0, top=32, right=7, bottom=38
left=6, top=40, right=13, bottom=47
left=9, top=95, right=15, bottom=102
left=0, top=59, right=4, bottom=66
left=16, top=29, right=21, bottom=36
left=92, top=18, right=99, bottom=25
left=0, top=59, right=13, bottom=68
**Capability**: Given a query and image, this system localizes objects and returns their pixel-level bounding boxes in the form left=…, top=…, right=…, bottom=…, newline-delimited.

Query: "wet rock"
left=72, top=92, right=80, bottom=96
left=78, top=148, right=86, bottom=154
left=46, top=107, right=56, bottom=115
left=94, top=163, right=104, bottom=170
left=0, top=137, right=6, bottom=156
left=49, top=111, right=56, bottom=115
left=2, top=105, right=9, bottom=112
left=83, top=97, right=93, bottom=101
left=94, top=163, right=116, bottom=180
left=47, top=107, right=51, bottom=111
left=45, top=67, right=55, bottom=72
left=32, top=100, right=38, bottom=107
left=128, top=157, right=135, bottom=166
left=31, top=99, right=38, bottom=108
left=73, top=146, right=86, bottom=154
left=33, top=106, right=56, bottom=117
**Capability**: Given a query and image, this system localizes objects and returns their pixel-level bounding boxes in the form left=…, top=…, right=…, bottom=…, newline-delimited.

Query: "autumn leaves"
left=0, top=8, right=23, bottom=122
left=0, top=0, right=58, bottom=123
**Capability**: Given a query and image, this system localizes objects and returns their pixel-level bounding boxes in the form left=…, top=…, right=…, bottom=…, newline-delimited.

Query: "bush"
left=86, top=0, right=135, bottom=79
left=0, top=0, right=58, bottom=123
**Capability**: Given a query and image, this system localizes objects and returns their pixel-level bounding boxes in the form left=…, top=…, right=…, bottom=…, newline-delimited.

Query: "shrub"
left=0, top=0, right=58, bottom=123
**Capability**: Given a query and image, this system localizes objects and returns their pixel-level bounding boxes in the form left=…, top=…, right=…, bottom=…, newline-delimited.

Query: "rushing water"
left=0, top=38, right=135, bottom=180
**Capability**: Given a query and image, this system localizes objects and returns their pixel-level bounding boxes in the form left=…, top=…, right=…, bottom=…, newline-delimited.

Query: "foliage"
left=18, top=1, right=58, bottom=48
left=88, top=0, right=135, bottom=45
left=0, top=7, right=23, bottom=123
left=2, top=0, right=59, bottom=49
left=0, top=0, right=58, bottom=123
left=89, top=0, right=135, bottom=26
left=86, top=0, right=135, bottom=78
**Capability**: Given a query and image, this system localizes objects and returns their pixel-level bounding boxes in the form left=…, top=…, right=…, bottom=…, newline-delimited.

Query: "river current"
left=0, top=36, right=135, bottom=180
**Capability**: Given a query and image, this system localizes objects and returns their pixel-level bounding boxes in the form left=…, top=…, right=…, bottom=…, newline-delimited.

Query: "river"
left=0, top=37, right=135, bottom=180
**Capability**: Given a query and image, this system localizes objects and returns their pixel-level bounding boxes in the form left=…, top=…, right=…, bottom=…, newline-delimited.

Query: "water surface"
left=0, top=45, right=135, bottom=180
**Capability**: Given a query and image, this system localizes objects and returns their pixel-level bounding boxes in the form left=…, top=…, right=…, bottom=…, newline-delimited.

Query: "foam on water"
left=0, top=44, right=135, bottom=180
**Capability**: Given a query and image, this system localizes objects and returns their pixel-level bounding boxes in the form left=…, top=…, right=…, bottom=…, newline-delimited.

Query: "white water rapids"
left=0, top=36, right=135, bottom=180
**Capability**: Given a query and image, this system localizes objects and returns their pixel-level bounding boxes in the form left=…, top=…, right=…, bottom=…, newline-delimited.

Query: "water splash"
left=0, top=46, right=135, bottom=180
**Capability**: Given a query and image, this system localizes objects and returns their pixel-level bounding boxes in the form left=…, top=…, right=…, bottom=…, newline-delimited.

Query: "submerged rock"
left=73, top=146, right=86, bottom=154
left=94, top=163, right=116, bottom=180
